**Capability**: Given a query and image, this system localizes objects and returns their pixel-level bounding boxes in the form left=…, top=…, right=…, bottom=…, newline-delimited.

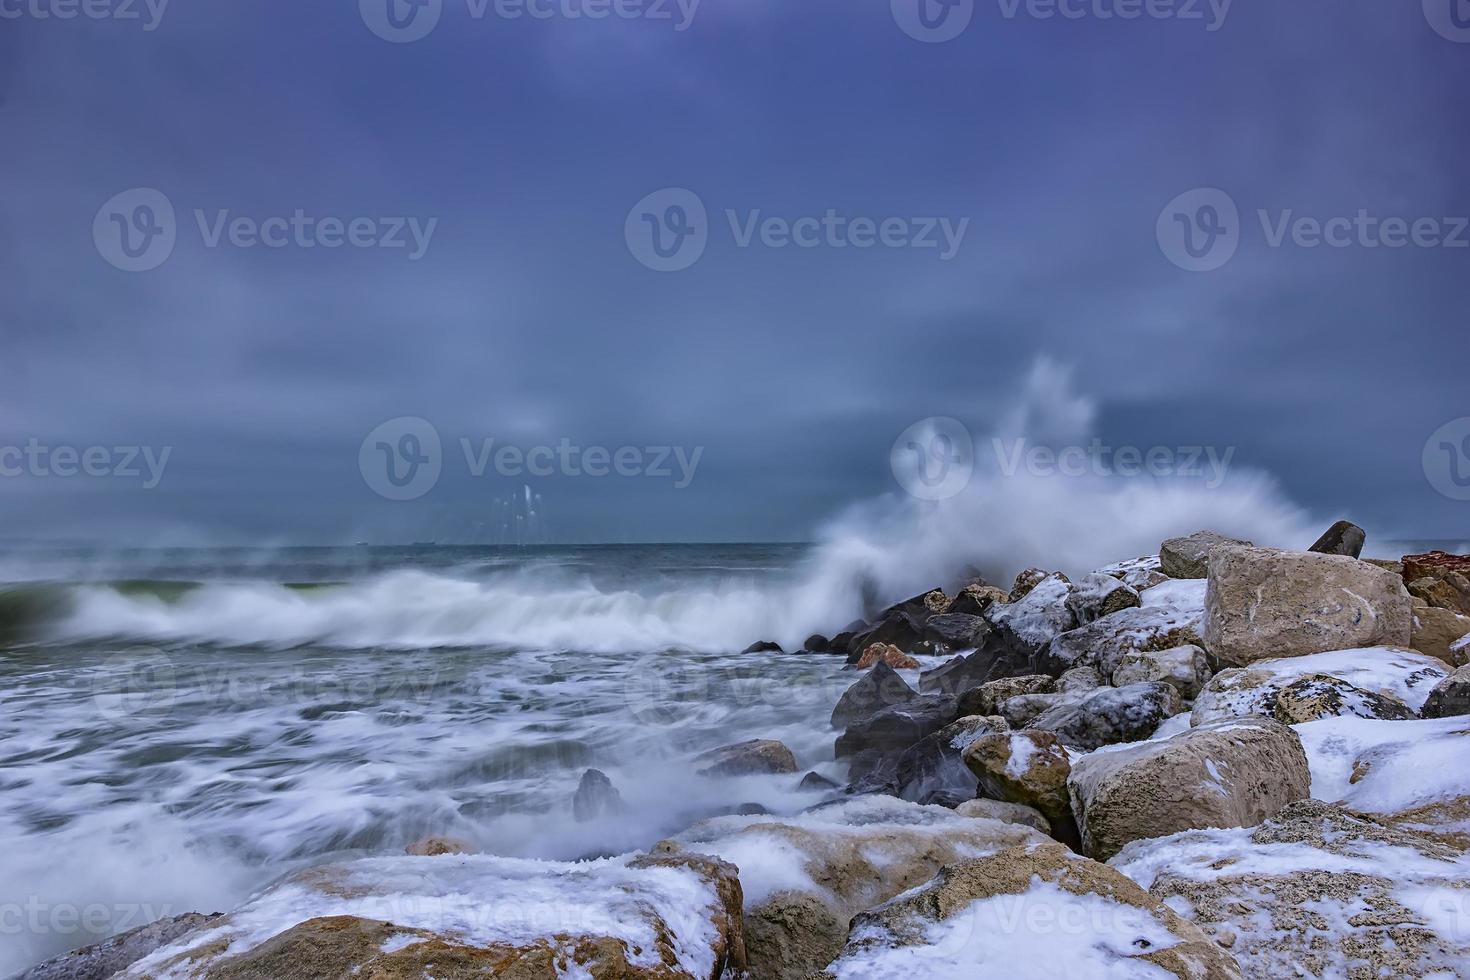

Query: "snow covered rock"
left=655, top=796, right=1043, bottom=980
left=19, top=914, right=222, bottom=980
left=1112, top=645, right=1212, bottom=699
left=1113, top=800, right=1470, bottom=980
left=1098, top=554, right=1169, bottom=592
left=817, top=843, right=1243, bottom=980
left=1065, top=572, right=1142, bottom=624
left=1008, top=567, right=1052, bottom=601
left=1295, top=714, right=1470, bottom=843
left=893, top=715, right=1008, bottom=806
left=117, top=852, right=747, bottom=980
left=987, top=573, right=1078, bottom=660
left=695, top=739, right=799, bottom=777
left=1067, top=718, right=1310, bottom=861
left=956, top=674, right=1055, bottom=716
left=1029, top=682, right=1184, bottom=751
left=1203, top=546, right=1412, bottom=666
left=830, top=661, right=917, bottom=729
left=1190, top=648, right=1448, bottom=727
left=1041, top=579, right=1207, bottom=678
left=1270, top=674, right=1415, bottom=724
left=954, top=798, right=1051, bottom=833
left=1409, top=604, right=1470, bottom=667
left=1160, top=530, right=1251, bottom=579
left=1422, top=665, right=1470, bottom=718
left=963, top=730, right=1075, bottom=836
left=1058, top=665, right=1105, bottom=692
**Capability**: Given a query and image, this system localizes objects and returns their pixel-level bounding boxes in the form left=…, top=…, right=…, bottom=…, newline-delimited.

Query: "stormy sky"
left=1, top=0, right=1467, bottom=545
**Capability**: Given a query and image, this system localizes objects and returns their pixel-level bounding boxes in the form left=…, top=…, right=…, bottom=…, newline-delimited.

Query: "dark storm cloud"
left=1, top=0, right=1466, bottom=543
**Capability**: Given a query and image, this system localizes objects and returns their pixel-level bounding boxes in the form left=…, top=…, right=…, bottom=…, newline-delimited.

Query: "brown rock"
left=963, top=730, right=1074, bottom=830
left=1410, top=605, right=1470, bottom=667
left=854, top=643, right=920, bottom=670
left=694, top=739, right=798, bottom=776
left=404, top=836, right=474, bottom=856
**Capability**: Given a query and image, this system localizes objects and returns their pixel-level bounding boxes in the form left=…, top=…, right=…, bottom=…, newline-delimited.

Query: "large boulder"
left=1065, top=572, right=1142, bottom=624
left=1042, top=579, right=1207, bottom=678
left=1029, top=682, right=1183, bottom=752
left=892, top=714, right=1008, bottom=806
left=1401, top=551, right=1470, bottom=614
left=946, top=583, right=1009, bottom=616
left=1422, top=665, right=1470, bottom=718
left=962, top=730, right=1075, bottom=835
left=1307, top=519, right=1366, bottom=558
left=1112, top=645, right=1212, bottom=699
left=1203, top=546, right=1412, bottom=666
left=694, top=739, right=798, bottom=776
left=1410, top=604, right=1470, bottom=667
left=1067, top=718, right=1311, bottom=861
left=1190, top=647, right=1448, bottom=727
left=1113, top=800, right=1470, bottom=979
left=844, top=611, right=928, bottom=663
left=986, top=573, right=1078, bottom=661
left=817, top=844, right=1243, bottom=980
left=835, top=695, right=959, bottom=777
left=654, top=796, right=1042, bottom=980
left=956, top=674, right=1055, bottom=716
left=919, top=612, right=990, bottom=653
left=997, top=690, right=1086, bottom=728
left=117, top=852, right=746, bottom=980
left=853, top=643, right=919, bottom=670
left=19, top=914, right=222, bottom=980
left=830, top=661, right=917, bottom=730
left=1159, top=530, right=1251, bottom=578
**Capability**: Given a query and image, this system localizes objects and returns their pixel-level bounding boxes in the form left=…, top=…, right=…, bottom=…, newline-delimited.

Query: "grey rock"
left=830, top=661, right=917, bottom=729
left=572, top=768, right=625, bottom=822
left=1066, top=572, right=1142, bottom=624
left=1308, top=520, right=1366, bottom=558
left=957, top=674, right=1054, bottom=716
left=1111, top=645, right=1212, bottom=699
left=1421, top=664, right=1470, bottom=718
left=1029, top=682, right=1183, bottom=752
left=18, top=913, right=221, bottom=980
left=694, top=739, right=799, bottom=776
left=835, top=695, right=960, bottom=763
left=1160, top=530, right=1252, bottom=579
left=920, top=613, right=991, bottom=653
left=893, top=714, right=1008, bottom=805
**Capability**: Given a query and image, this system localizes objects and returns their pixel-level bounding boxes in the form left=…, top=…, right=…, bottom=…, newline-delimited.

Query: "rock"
left=819, top=843, right=1243, bottom=980
left=1410, top=604, right=1470, bottom=666
left=694, top=739, right=798, bottom=776
left=1422, top=664, right=1470, bottom=718
left=987, top=572, right=1078, bottom=660
left=1056, top=665, right=1105, bottom=692
left=830, top=661, right=917, bottom=730
left=1098, top=554, right=1170, bottom=592
left=1203, top=545, right=1412, bottom=666
left=1041, top=578, right=1207, bottom=677
left=1112, top=645, right=1212, bottom=699
left=835, top=695, right=959, bottom=768
left=954, top=798, right=1051, bottom=833
left=572, top=768, right=626, bottom=822
left=1160, top=530, right=1251, bottom=578
left=853, top=642, right=919, bottom=670
left=802, top=633, right=830, bottom=653
left=654, top=796, right=1043, bottom=980
left=1270, top=674, right=1415, bottom=724
left=963, top=730, right=1074, bottom=832
left=1065, top=572, right=1142, bottom=624
left=1008, top=567, right=1051, bottom=601
left=742, top=640, right=784, bottom=654
left=956, top=674, right=1055, bottom=716
left=946, top=583, right=1009, bottom=616
left=880, top=588, right=951, bottom=620
left=116, top=853, right=746, bottom=980
left=844, top=611, right=927, bottom=663
left=1029, top=682, right=1184, bottom=751
left=404, top=835, right=475, bottom=856
left=19, top=913, right=221, bottom=980
left=1401, top=551, right=1470, bottom=614
left=1112, top=800, right=1470, bottom=980
left=919, top=612, right=990, bottom=652
left=798, top=771, right=840, bottom=791
left=1407, top=575, right=1467, bottom=611
left=1307, top=519, right=1366, bottom=558
left=1190, top=647, right=1448, bottom=726
left=1294, top=713, right=1470, bottom=841
left=1067, top=718, right=1311, bottom=861
left=997, top=690, right=1084, bottom=728
left=893, top=714, right=1008, bottom=805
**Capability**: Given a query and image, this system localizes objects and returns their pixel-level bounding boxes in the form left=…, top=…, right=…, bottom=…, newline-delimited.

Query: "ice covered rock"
left=1422, top=665, right=1470, bottom=718
left=1098, top=554, right=1169, bottom=592
left=1068, top=718, right=1310, bottom=861
left=1041, top=579, right=1206, bottom=678
left=1203, top=546, right=1412, bottom=666
left=956, top=674, right=1055, bottom=716
left=1160, top=530, right=1251, bottom=579
left=1008, top=567, right=1051, bottom=601
left=19, top=914, right=221, bottom=980
left=1029, top=682, right=1184, bottom=752
left=997, top=690, right=1085, bottom=728
left=1112, top=645, right=1212, bottom=699
left=893, top=715, right=1008, bottom=805
left=954, top=797, right=1051, bottom=833
left=117, top=852, right=747, bottom=980
left=987, top=573, right=1077, bottom=660
left=1410, top=604, right=1470, bottom=666
left=962, top=730, right=1075, bottom=835
left=1295, top=714, right=1470, bottom=842
left=695, top=739, right=798, bottom=777
left=1190, top=647, right=1447, bottom=727
left=1270, top=674, right=1414, bottom=724
left=1112, top=800, right=1470, bottom=980
left=817, top=843, right=1243, bottom=980
left=654, top=796, right=1042, bottom=980
left=1065, top=572, right=1142, bottom=624
left=830, top=661, right=917, bottom=730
